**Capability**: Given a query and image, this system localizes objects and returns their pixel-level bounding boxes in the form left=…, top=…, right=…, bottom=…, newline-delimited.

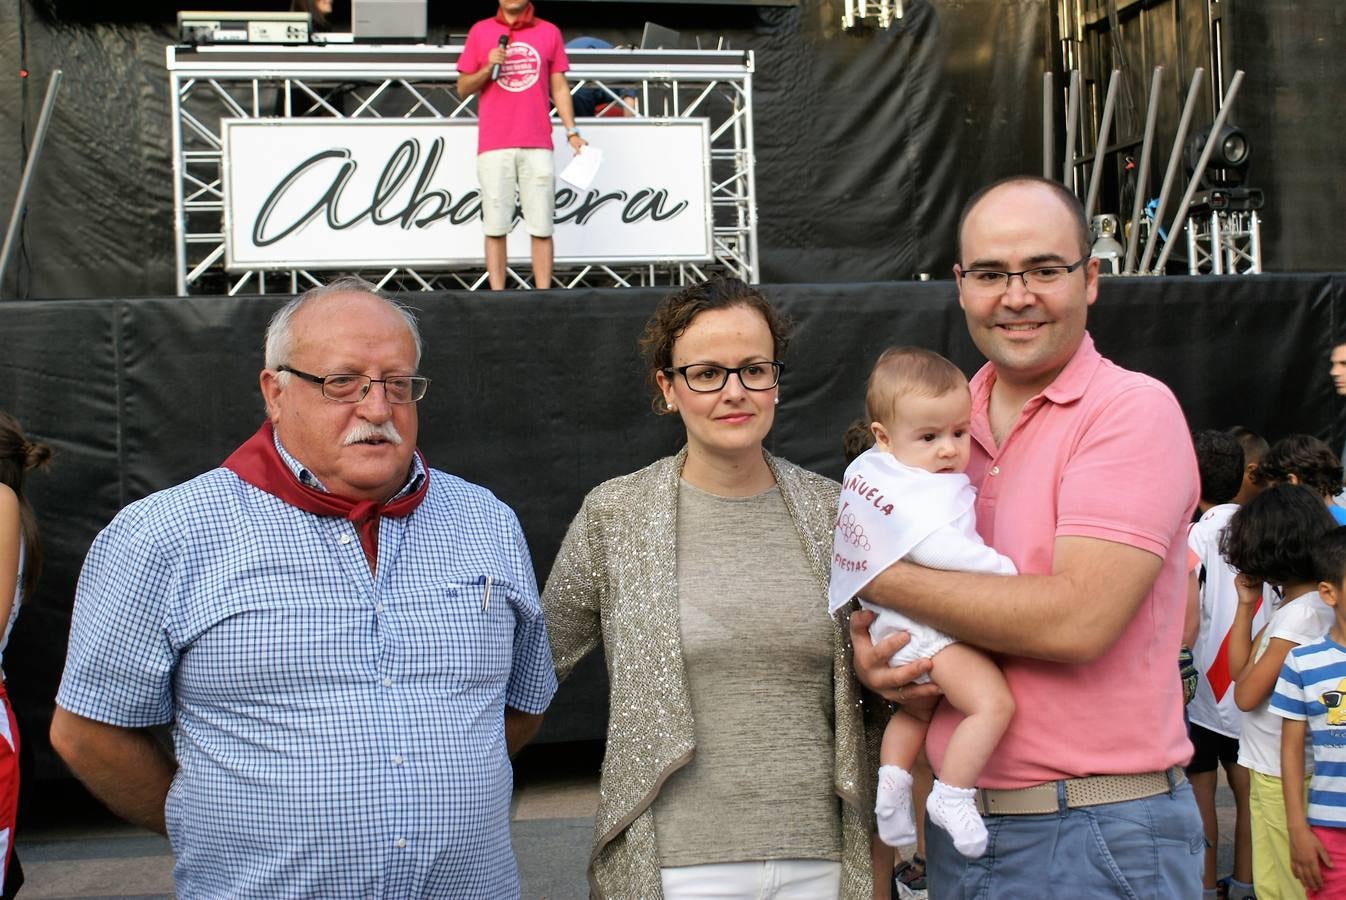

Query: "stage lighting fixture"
left=843, top=0, right=904, bottom=30
left=1090, top=214, right=1125, bottom=274
left=1185, top=124, right=1251, bottom=189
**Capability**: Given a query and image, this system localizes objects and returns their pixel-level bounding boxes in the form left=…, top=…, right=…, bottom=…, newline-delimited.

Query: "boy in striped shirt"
left=1273, top=525, right=1346, bottom=897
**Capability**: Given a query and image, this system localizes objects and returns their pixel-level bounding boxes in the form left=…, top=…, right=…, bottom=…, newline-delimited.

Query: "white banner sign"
left=220, top=118, right=713, bottom=270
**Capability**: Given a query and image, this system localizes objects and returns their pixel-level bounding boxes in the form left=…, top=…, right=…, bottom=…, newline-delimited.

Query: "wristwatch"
left=566, top=128, right=581, bottom=138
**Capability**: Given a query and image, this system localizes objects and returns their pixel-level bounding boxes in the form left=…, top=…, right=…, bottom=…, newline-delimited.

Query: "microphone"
left=490, top=34, right=509, bottom=81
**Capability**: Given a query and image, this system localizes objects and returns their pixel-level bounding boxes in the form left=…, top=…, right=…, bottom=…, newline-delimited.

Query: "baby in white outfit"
left=830, top=347, right=1016, bottom=858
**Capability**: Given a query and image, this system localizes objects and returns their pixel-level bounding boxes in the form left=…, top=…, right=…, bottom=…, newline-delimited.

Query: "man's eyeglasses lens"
left=281, top=366, right=429, bottom=404
left=667, top=362, right=783, bottom=393
left=961, top=256, right=1089, bottom=293
left=323, top=375, right=428, bottom=403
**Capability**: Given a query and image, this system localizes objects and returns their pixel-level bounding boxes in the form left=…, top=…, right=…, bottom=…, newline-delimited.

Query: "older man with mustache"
left=50, top=277, right=556, bottom=898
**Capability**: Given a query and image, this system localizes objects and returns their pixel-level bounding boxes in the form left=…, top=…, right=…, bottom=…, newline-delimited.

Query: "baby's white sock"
left=927, top=779, right=988, bottom=858
left=874, top=765, right=916, bottom=847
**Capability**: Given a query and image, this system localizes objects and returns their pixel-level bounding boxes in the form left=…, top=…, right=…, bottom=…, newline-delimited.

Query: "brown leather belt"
left=975, top=767, right=1185, bottom=816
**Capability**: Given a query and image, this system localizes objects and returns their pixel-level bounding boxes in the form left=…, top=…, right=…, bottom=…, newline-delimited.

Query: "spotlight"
left=1185, top=124, right=1251, bottom=189
left=1090, top=214, right=1125, bottom=274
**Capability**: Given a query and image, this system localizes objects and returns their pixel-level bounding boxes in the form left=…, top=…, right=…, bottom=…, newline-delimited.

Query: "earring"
left=667, top=402, right=676, bottom=412
left=774, top=396, right=780, bottom=405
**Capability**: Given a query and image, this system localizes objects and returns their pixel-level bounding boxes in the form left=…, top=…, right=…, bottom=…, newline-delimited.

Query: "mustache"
left=342, top=421, right=404, bottom=446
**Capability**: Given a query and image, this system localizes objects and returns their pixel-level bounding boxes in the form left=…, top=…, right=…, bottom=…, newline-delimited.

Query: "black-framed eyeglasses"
left=958, top=255, right=1090, bottom=293
left=1323, top=691, right=1344, bottom=709
left=278, top=365, right=430, bottom=404
left=662, top=361, right=784, bottom=393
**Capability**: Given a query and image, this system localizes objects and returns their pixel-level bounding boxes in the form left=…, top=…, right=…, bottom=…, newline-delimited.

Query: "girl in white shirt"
left=1224, top=483, right=1338, bottom=900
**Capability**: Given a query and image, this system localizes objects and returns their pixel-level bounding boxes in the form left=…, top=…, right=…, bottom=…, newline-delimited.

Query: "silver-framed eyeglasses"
left=958, top=255, right=1090, bottom=293
left=663, top=360, right=784, bottom=393
left=278, top=365, right=430, bottom=404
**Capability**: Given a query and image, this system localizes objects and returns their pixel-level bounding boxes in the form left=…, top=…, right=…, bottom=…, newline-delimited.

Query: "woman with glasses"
left=0, top=412, right=51, bottom=894
left=543, top=278, right=923, bottom=899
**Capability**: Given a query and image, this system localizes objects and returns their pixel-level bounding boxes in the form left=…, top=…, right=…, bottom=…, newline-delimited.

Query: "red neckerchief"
left=222, top=421, right=429, bottom=573
left=495, top=2, right=536, bottom=30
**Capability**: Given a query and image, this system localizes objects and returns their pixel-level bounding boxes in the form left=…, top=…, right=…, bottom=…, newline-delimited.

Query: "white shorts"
left=861, top=601, right=957, bottom=685
left=661, top=859, right=841, bottom=900
left=476, top=147, right=555, bottom=237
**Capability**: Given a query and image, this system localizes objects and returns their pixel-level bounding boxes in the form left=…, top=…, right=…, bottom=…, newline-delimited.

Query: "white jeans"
left=660, top=859, right=841, bottom=899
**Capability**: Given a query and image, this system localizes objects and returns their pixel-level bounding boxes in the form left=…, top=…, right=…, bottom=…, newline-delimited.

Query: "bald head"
left=955, top=175, right=1091, bottom=267
left=265, top=277, right=422, bottom=373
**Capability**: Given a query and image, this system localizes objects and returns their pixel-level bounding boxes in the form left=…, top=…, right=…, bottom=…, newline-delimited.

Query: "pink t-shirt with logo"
left=924, top=333, right=1199, bottom=789
left=459, top=18, right=569, bottom=154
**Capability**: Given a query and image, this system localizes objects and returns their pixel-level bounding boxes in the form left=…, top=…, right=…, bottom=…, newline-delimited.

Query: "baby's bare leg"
left=924, top=643, right=1013, bottom=859
left=874, top=699, right=937, bottom=849
left=880, top=695, right=936, bottom=770
left=926, top=642, right=1013, bottom=788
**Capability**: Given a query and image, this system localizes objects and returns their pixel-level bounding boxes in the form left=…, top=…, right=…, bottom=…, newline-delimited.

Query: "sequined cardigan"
left=542, top=449, right=876, bottom=899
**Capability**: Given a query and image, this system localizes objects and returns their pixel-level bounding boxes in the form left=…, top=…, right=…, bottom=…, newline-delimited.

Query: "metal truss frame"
left=1185, top=208, right=1262, bottom=275
left=842, top=0, right=905, bottom=30
left=166, top=45, right=759, bottom=295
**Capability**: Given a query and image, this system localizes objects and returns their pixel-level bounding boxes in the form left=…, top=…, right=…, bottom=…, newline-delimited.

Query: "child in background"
left=829, top=347, right=1015, bottom=859
left=1273, top=526, right=1346, bottom=898
left=1225, top=484, right=1338, bottom=900
left=0, top=412, right=52, bottom=894
left=1229, top=426, right=1270, bottom=507
left=1259, top=435, right=1346, bottom=526
left=1188, top=429, right=1264, bottom=900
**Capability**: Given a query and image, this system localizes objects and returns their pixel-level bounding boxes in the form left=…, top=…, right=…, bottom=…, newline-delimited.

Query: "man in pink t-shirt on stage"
left=457, top=1, right=585, bottom=290
left=854, top=175, right=1203, bottom=898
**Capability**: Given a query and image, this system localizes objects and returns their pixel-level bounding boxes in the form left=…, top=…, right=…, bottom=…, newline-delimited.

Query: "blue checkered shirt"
left=57, top=451, right=557, bottom=898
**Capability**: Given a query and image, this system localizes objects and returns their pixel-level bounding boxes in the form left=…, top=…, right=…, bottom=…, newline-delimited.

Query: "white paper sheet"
left=559, top=145, right=604, bottom=190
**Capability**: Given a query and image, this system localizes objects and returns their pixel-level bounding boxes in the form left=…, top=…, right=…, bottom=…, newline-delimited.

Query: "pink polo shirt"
left=458, top=18, right=569, bottom=154
left=925, top=333, right=1198, bottom=789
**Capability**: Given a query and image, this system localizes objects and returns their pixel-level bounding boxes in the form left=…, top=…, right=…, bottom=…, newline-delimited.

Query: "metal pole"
left=1062, top=69, right=1080, bottom=186
left=1124, top=66, right=1164, bottom=274
left=169, top=47, right=190, bottom=296
left=742, top=51, right=760, bottom=284
left=1139, top=67, right=1205, bottom=274
left=1209, top=1, right=1226, bottom=111
left=1155, top=69, right=1244, bottom=273
left=1043, top=72, right=1054, bottom=179
left=1250, top=210, right=1262, bottom=272
left=1216, top=211, right=1227, bottom=274
left=1084, top=69, right=1120, bottom=220
left=0, top=69, right=63, bottom=297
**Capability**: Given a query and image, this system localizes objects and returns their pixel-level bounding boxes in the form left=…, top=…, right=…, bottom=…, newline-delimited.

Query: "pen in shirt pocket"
left=480, top=575, right=494, bottom=612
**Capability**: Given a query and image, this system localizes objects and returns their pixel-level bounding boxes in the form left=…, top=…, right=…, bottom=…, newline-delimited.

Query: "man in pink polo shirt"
left=854, top=175, right=1203, bottom=898
left=457, top=1, right=585, bottom=291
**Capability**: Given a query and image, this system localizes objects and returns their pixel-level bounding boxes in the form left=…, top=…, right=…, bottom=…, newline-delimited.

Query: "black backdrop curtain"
left=2, top=274, right=1343, bottom=756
